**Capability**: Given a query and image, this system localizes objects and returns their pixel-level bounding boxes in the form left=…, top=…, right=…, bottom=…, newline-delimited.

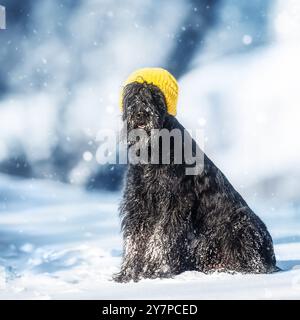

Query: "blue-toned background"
left=0, top=0, right=300, bottom=299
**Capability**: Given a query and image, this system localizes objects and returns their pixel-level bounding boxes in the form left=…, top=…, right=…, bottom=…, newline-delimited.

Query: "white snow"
left=0, top=174, right=300, bottom=300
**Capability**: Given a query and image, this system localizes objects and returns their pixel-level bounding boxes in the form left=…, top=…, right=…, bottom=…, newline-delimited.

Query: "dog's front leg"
left=113, top=232, right=145, bottom=282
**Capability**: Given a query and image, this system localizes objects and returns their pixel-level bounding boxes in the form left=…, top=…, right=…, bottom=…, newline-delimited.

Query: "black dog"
left=114, top=82, right=277, bottom=282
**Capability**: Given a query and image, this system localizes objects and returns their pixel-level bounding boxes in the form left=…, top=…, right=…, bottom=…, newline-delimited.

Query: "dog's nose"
left=136, top=112, right=144, bottom=120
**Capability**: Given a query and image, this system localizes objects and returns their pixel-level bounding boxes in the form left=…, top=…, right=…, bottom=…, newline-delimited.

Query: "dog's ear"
left=148, top=84, right=168, bottom=114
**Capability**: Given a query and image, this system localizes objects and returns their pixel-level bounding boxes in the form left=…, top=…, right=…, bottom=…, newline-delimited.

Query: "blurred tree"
left=86, top=164, right=125, bottom=192
left=166, top=0, right=220, bottom=78
left=0, top=149, right=32, bottom=178
left=0, top=0, right=35, bottom=96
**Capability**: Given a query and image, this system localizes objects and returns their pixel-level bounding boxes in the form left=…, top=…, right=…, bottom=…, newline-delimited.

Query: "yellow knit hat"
left=119, top=67, right=179, bottom=116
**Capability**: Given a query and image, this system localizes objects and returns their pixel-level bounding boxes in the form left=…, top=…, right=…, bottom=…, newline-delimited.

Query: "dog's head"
left=121, top=82, right=167, bottom=133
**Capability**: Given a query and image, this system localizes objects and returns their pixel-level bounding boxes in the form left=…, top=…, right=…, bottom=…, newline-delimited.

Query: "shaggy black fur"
left=114, top=82, right=278, bottom=282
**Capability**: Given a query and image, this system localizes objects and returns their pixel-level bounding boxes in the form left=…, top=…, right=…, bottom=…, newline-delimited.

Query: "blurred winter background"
left=0, top=0, right=300, bottom=299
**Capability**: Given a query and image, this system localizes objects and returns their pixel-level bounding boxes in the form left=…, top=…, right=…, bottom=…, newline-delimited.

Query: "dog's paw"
left=112, top=272, right=128, bottom=283
left=112, top=271, right=137, bottom=283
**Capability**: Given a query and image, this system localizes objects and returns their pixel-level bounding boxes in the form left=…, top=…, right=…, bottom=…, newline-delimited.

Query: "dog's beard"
left=120, top=121, right=150, bottom=147
left=125, top=113, right=159, bottom=135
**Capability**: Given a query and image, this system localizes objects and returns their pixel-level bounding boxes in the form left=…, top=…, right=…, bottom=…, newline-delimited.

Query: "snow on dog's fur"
left=114, top=82, right=278, bottom=282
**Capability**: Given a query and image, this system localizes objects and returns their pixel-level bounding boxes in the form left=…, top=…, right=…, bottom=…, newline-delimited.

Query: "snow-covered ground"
left=0, top=174, right=300, bottom=300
